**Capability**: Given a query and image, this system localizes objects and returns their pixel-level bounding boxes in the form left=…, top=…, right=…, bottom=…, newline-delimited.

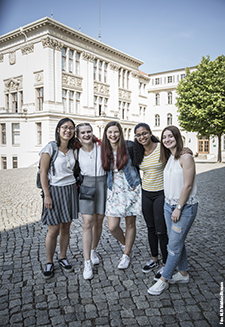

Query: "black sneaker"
left=59, top=258, right=73, bottom=272
left=43, top=262, right=54, bottom=279
left=142, top=259, right=159, bottom=273
left=154, top=266, right=165, bottom=281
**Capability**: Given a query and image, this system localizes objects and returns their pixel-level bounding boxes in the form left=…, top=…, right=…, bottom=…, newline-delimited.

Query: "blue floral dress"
left=105, top=166, right=142, bottom=218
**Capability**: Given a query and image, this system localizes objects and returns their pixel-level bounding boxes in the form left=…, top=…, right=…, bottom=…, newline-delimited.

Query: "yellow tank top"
left=139, top=143, right=165, bottom=192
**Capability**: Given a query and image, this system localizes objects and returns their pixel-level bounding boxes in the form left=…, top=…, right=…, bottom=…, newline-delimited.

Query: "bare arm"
left=40, top=153, right=52, bottom=209
left=171, top=154, right=195, bottom=223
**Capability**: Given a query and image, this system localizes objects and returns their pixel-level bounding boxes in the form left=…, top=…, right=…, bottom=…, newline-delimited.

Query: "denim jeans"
left=162, top=202, right=198, bottom=280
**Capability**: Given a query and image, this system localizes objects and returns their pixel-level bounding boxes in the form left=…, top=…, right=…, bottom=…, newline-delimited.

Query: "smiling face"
left=78, top=125, right=93, bottom=145
left=106, top=125, right=120, bottom=147
left=162, top=129, right=177, bottom=151
left=135, top=126, right=152, bottom=147
left=59, top=121, right=75, bottom=142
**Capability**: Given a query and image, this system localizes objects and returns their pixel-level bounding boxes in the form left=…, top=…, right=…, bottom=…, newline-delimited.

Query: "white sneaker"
left=83, top=260, right=93, bottom=280
left=169, top=272, right=189, bottom=284
left=91, top=249, right=100, bottom=265
left=148, top=279, right=169, bottom=295
left=118, top=254, right=130, bottom=269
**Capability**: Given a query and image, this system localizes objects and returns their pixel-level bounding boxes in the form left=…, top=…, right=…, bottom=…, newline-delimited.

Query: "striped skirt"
left=41, top=183, right=78, bottom=225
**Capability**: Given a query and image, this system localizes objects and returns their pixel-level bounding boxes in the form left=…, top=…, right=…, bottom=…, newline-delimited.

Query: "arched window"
left=167, top=113, right=172, bottom=125
left=155, top=93, right=160, bottom=105
left=155, top=114, right=160, bottom=127
left=168, top=92, right=172, bottom=104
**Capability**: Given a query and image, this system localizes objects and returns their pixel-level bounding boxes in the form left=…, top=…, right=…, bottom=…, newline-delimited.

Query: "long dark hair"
left=55, top=118, right=75, bottom=149
left=75, top=122, right=102, bottom=148
left=101, top=121, right=128, bottom=171
left=159, top=125, right=183, bottom=163
left=133, top=123, right=159, bottom=166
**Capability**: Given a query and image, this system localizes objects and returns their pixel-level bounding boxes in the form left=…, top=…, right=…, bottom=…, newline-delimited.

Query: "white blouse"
left=40, top=143, right=76, bottom=186
left=78, top=143, right=106, bottom=177
left=164, top=154, right=198, bottom=206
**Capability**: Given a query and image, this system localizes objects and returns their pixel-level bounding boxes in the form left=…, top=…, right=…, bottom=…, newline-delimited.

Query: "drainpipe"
left=20, top=27, right=27, bottom=42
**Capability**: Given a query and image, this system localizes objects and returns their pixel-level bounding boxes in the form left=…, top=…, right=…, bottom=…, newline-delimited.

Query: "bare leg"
left=92, top=214, right=104, bottom=250
left=46, top=225, right=60, bottom=262
left=82, top=214, right=94, bottom=260
left=107, top=216, right=125, bottom=245
left=124, top=216, right=136, bottom=256
left=59, top=221, right=72, bottom=259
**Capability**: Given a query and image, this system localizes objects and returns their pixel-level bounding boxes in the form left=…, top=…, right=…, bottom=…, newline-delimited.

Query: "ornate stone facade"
left=109, top=62, right=120, bottom=71
left=9, top=52, right=16, bottom=65
left=82, top=52, right=95, bottom=62
left=0, top=53, right=3, bottom=63
left=118, top=89, right=131, bottom=101
left=42, top=37, right=63, bottom=51
left=4, top=77, right=23, bottom=92
left=62, top=73, right=82, bottom=89
left=94, top=82, right=110, bottom=96
left=21, top=43, right=34, bottom=55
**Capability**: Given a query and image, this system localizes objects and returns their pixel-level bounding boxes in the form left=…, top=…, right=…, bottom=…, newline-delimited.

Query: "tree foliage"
left=176, top=55, right=225, bottom=162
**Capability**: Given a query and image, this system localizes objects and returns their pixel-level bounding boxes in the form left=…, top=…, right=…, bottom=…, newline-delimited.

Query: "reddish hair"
left=101, top=121, right=128, bottom=171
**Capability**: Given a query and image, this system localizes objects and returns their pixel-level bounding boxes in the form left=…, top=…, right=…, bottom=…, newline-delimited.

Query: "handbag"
left=77, top=145, right=97, bottom=201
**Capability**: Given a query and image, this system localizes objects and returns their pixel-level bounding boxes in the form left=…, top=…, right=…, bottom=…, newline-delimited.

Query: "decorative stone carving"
left=34, top=72, right=43, bottom=84
left=94, top=82, right=110, bottom=95
left=131, top=70, right=150, bottom=82
left=109, top=62, right=120, bottom=71
left=82, top=52, right=95, bottom=62
left=21, top=43, right=34, bottom=55
left=0, top=53, right=3, bottom=62
left=4, top=77, right=23, bottom=92
left=119, top=89, right=131, bottom=101
left=42, top=37, right=63, bottom=50
left=131, top=71, right=139, bottom=79
left=9, top=52, right=16, bottom=65
left=62, top=73, right=82, bottom=89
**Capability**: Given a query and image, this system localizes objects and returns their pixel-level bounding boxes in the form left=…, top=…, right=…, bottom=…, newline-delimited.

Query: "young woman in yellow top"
left=133, top=123, right=168, bottom=279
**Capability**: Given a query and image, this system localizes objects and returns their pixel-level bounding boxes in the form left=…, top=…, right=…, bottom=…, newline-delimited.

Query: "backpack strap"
left=48, top=141, right=58, bottom=176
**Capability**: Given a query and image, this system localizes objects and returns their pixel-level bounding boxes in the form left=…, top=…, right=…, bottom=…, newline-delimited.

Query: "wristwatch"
left=176, top=204, right=182, bottom=210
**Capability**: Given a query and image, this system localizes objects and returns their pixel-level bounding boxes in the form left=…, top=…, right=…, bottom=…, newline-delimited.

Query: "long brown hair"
left=159, top=125, right=183, bottom=163
left=101, top=121, right=128, bottom=171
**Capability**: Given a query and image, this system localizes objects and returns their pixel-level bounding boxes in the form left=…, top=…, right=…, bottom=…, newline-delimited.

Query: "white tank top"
left=164, top=154, right=198, bottom=206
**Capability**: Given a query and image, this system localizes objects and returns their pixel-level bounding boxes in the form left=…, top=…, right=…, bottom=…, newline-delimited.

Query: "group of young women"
left=39, top=117, right=198, bottom=295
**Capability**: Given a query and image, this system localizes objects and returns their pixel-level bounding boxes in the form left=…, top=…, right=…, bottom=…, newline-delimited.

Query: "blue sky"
left=0, top=0, right=224, bottom=74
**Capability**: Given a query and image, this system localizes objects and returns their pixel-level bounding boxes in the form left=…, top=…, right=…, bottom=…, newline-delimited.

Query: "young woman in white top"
left=75, top=123, right=107, bottom=280
left=40, top=118, right=78, bottom=279
left=148, top=125, right=198, bottom=295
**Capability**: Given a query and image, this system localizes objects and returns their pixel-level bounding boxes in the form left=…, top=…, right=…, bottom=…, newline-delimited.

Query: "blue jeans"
left=162, top=202, right=198, bottom=280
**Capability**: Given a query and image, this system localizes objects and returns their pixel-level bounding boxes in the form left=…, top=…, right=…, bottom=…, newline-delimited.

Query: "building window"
left=12, top=123, right=20, bottom=145
left=37, top=88, right=44, bottom=111
left=69, top=49, right=74, bottom=73
left=98, top=97, right=102, bottom=116
left=168, top=76, right=172, bottom=83
left=104, top=98, right=108, bottom=114
left=1, top=124, right=6, bottom=145
left=155, top=114, right=160, bottom=127
left=139, top=82, right=142, bottom=94
left=167, top=113, right=172, bottom=125
left=62, top=47, right=66, bottom=71
left=62, top=89, right=67, bottom=113
left=76, top=92, right=80, bottom=113
left=75, top=52, right=80, bottom=75
left=12, top=93, right=18, bottom=112
left=155, top=93, right=160, bottom=105
left=104, top=63, right=108, bottom=83
left=122, top=102, right=126, bottom=119
left=36, top=123, right=42, bottom=145
left=5, top=94, right=9, bottom=110
left=12, top=156, right=18, bottom=169
left=181, top=74, right=186, bottom=80
left=127, top=72, right=130, bottom=89
left=155, top=78, right=160, bottom=85
left=94, top=96, right=97, bottom=113
left=118, top=68, right=121, bottom=87
left=69, top=91, right=74, bottom=113
left=20, top=91, right=23, bottom=109
left=93, top=59, right=97, bottom=80
left=122, top=70, right=125, bottom=88
left=168, top=92, right=172, bottom=105
left=1, top=156, right=7, bottom=169
left=98, top=60, right=102, bottom=82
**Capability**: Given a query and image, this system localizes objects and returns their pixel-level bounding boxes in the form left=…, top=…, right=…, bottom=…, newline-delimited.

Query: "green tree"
left=176, top=55, right=225, bottom=162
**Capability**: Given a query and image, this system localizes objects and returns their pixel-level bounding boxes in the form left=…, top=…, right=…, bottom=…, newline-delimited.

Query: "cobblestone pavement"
left=0, top=162, right=224, bottom=327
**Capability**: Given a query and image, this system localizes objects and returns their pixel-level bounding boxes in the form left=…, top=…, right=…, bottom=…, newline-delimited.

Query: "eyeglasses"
left=61, top=125, right=75, bottom=132
left=135, top=131, right=149, bottom=139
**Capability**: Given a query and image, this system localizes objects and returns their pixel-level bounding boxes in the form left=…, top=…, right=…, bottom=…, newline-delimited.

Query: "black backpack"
left=36, top=141, right=58, bottom=189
